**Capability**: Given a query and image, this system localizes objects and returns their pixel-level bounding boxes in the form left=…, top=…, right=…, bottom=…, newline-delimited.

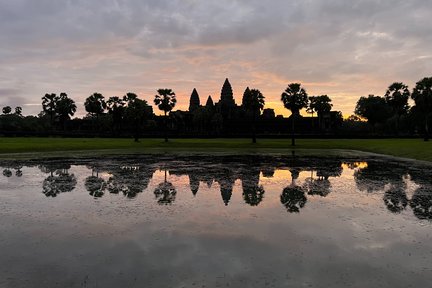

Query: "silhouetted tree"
left=14, top=106, right=22, bottom=116
left=107, top=96, right=125, bottom=134
left=309, top=95, right=332, bottom=130
left=56, top=93, right=77, bottom=130
left=306, top=98, right=316, bottom=129
left=243, top=88, right=265, bottom=143
left=124, top=95, right=152, bottom=142
left=84, top=92, right=106, bottom=130
left=189, top=88, right=200, bottom=112
left=281, top=83, right=309, bottom=146
left=412, top=77, right=432, bottom=141
left=41, top=93, right=58, bottom=126
left=154, top=88, right=176, bottom=142
left=355, top=95, right=391, bottom=131
left=2, top=106, right=12, bottom=115
left=384, top=82, right=410, bottom=134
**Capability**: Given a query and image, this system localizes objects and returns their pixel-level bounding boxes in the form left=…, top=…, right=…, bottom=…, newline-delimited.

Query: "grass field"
left=0, top=137, right=431, bottom=162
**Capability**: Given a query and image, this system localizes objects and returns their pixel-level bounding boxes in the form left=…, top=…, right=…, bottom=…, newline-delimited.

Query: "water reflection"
left=107, top=165, right=153, bottom=199
left=304, top=161, right=342, bottom=197
left=410, top=187, right=432, bottom=220
left=1, top=155, right=431, bottom=220
left=2, top=155, right=432, bottom=288
left=383, top=182, right=408, bottom=213
left=241, top=167, right=265, bottom=206
left=39, top=163, right=77, bottom=197
left=154, top=169, right=177, bottom=205
left=3, top=164, right=23, bottom=178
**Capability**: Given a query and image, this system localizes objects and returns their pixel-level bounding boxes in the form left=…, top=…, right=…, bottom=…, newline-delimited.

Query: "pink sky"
left=0, top=1, right=431, bottom=117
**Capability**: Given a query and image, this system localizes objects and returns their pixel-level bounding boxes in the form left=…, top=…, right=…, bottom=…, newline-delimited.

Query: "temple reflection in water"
left=1, top=155, right=431, bottom=220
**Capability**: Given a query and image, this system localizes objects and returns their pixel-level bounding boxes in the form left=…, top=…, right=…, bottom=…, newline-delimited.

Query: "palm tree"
left=309, top=95, right=332, bottom=131
left=384, top=82, right=410, bottom=134
left=411, top=77, right=432, bottom=141
left=107, top=96, right=125, bottom=134
left=84, top=92, right=106, bottom=131
left=14, top=106, right=22, bottom=116
left=154, top=88, right=176, bottom=142
left=306, top=96, right=317, bottom=130
left=56, top=93, right=77, bottom=130
left=2, top=106, right=12, bottom=115
left=281, top=83, right=309, bottom=146
left=355, top=95, right=391, bottom=132
left=41, top=93, right=58, bottom=126
left=243, top=88, right=265, bottom=143
left=125, top=97, right=152, bottom=142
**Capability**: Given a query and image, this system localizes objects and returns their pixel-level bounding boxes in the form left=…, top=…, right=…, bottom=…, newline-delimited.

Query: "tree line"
left=354, top=77, right=432, bottom=141
left=1, top=77, right=431, bottom=142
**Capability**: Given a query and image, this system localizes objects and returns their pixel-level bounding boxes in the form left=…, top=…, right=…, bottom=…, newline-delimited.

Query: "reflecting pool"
left=1, top=154, right=431, bottom=287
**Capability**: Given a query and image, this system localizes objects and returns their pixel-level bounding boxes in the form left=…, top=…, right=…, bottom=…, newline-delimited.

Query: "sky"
left=1, top=0, right=431, bottom=117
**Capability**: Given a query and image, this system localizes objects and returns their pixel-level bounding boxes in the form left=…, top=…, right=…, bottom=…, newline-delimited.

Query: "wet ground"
left=1, top=154, right=431, bottom=288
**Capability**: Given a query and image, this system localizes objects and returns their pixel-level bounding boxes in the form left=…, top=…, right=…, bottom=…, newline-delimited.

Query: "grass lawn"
left=0, top=137, right=431, bottom=162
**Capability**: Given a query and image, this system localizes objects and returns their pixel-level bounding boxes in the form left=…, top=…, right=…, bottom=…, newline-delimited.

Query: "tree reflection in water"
left=154, top=169, right=177, bottom=205
left=84, top=164, right=107, bottom=198
left=2, top=155, right=432, bottom=221
left=85, top=176, right=106, bottom=198
left=241, top=167, right=265, bottom=206
left=383, top=183, right=408, bottom=213
left=2, top=164, right=22, bottom=178
left=303, top=171, right=331, bottom=197
left=2, top=168, right=12, bottom=177
left=354, top=161, right=412, bottom=214
left=304, top=161, right=342, bottom=197
left=280, top=168, right=307, bottom=213
left=107, top=165, right=153, bottom=199
left=15, top=166, right=23, bottom=177
left=280, top=186, right=307, bottom=213
left=39, top=163, right=77, bottom=197
left=410, top=186, right=432, bottom=220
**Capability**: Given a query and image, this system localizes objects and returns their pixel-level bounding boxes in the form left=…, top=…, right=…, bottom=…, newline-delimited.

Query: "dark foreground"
left=1, top=154, right=431, bottom=288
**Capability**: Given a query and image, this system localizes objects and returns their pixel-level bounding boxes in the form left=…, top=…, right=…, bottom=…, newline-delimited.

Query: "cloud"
left=0, top=0, right=431, bottom=116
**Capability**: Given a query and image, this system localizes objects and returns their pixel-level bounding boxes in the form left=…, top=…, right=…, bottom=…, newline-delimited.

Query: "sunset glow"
left=1, top=1, right=431, bottom=117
